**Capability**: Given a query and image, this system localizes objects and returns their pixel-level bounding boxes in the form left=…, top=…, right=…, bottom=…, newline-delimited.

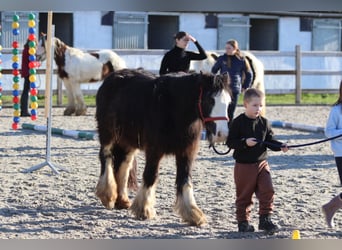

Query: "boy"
left=227, top=88, right=288, bottom=234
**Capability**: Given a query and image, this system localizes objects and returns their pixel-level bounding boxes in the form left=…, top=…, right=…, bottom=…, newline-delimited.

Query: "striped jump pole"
left=270, top=120, right=325, bottom=133
left=22, top=123, right=98, bottom=140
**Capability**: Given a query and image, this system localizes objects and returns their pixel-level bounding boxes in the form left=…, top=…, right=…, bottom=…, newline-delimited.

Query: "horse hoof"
left=130, top=203, right=156, bottom=220
left=64, top=107, right=76, bottom=116
left=75, top=108, right=87, bottom=116
left=115, top=198, right=131, bottom=209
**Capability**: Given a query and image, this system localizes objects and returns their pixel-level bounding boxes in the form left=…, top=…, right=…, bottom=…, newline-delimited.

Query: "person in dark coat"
left=159, top=31, right=207, bottom=75
left=211, top=39, right=253, bottom=123
left=20, top=39, right=31, bottom=117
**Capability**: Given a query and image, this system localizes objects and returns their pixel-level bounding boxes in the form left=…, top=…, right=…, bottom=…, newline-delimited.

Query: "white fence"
left=1, top=45, right=342, bottom=104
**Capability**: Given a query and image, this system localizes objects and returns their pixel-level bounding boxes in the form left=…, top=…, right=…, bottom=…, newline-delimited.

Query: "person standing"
left=159, top=31, right=207, bottom=75
left=227, top=88, right=288, bottom=233
left=211, top=39, right=253, bottom=123
left=321, top=80, right=342, bottom=228
left=20, top=39, right=31, bottom=117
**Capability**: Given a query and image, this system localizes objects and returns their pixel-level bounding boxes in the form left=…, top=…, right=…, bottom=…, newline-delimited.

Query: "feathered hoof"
left=75, top=108, right=87, bottom=116
left=63, top=107, right=76, bottom=116
left=185, top=207, right=207, bottom=227
left=175, top=202, right=207, bottom=227
left=130, top=200, right=156, bottom=220
left=115, top=197, right=131, bottom=209
left=97, top=195, right=116, bottom=210
left=95, top=182, right=117, bottom=210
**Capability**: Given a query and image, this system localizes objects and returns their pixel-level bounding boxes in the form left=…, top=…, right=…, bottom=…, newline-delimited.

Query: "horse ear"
left=211, top=53, right=218, bottom=61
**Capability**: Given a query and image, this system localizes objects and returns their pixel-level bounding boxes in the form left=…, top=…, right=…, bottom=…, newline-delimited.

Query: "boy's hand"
left=246, top=138, right=257, bottom=147
left=281, top=144, right=289, bottom=152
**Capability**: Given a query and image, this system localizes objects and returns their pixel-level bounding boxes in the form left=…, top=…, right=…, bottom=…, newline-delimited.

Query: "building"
left=0, top=11, right=342, bottom=93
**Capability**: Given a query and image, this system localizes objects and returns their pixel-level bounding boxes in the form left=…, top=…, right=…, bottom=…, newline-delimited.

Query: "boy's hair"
left=243, top=88, right=265, bottom=102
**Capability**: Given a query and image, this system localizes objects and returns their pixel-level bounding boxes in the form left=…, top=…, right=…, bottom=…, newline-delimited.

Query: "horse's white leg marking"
left=174, top=181, right=207, bottom=226
left=73, top=83, right=87, bottom=116
left=63, top=79, right=76, bottom=115
left=96, top=145, right=117, bottom=209
left=130, top=182, right=157, bottom=220
left=115, top=150, right=137, bottom=209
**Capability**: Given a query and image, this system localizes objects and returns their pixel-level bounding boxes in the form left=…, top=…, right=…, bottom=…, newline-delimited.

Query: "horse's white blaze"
left=211, top=89, right=231, bottom=143
left=130, top=183, right=156, bottom=219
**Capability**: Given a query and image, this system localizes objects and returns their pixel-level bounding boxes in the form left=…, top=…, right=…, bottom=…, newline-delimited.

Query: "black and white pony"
left=191, top=51, right=266, bottom=116
left=95, top=69, right=230, bottom=226
left=36, top=35, right=126, bottom=116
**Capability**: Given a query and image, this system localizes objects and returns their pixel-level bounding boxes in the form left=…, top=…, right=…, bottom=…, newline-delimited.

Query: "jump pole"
left=22, top=123, right=98, bottom=140
left=23, top=12, right=67, bottom=174
left=270, top=120, right=325, bottom=133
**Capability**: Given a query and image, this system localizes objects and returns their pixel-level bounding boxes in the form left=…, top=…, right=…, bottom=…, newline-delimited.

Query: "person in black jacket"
left=227, top=88, right=288, bottom=234
left=159, top=31, right=207, bottom=75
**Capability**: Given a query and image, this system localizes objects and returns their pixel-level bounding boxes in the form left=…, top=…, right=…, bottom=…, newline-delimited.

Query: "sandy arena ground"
left=0, top=105, right=341, bottom=239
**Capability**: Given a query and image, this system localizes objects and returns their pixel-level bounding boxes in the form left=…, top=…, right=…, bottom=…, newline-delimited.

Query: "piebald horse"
left=95, top=69, right=231, bottom=226
left=36, top=35, right=126, bottom=116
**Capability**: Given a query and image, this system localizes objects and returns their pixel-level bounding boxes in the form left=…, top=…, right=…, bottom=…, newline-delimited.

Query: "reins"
left=210, top=144, right=232, bottom=155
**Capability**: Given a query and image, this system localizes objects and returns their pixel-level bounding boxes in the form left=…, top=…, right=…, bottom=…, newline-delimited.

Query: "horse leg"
left=114, top=148, right=138, bottom=209
left=96, top=143, right=117, bottom=209
left=130, top=150, right=163, bottom=220
left=73, top=83, right=87, bottom=116
left=174, top=142, right=207, bottom=226
left=63, top=79, right=76, bottom=116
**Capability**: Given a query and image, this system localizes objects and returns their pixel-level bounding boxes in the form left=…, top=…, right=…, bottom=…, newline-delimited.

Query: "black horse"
left=95, top=69, right=230, bottom=226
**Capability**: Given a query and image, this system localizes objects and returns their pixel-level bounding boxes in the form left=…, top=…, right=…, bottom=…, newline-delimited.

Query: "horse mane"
left=53, top=38, right=68, bottom=78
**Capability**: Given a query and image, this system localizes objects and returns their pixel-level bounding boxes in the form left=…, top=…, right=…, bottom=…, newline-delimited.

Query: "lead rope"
left=210, top=134, right=342, bottom=155
left=253, top=133, right=342, bottom=149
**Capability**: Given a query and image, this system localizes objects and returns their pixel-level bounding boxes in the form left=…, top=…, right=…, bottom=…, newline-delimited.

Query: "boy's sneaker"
left=258, top=214, right=279, bottom=234
left=238, top=221, right=255, bottom=232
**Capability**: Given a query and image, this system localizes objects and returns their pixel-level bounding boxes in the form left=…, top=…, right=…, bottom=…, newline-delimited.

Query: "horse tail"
left=128, top=157, right=139, bottom=191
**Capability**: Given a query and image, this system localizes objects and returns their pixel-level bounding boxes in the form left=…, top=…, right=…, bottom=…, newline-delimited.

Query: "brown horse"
left=95, top=69, right=230, bottom=226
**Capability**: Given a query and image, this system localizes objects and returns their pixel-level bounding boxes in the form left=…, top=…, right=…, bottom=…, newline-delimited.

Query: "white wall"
left=179, top=13, right=217, bottom=51
left=278, top=17, right=312, bottom=51
left=73, top=11, right=113, bottom=49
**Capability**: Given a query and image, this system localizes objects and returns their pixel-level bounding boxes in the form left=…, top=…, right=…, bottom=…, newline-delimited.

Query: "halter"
left=198, top=85, right=229, bottom=123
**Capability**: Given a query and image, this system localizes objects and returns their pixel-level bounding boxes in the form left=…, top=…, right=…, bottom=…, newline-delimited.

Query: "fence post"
left=57, top=76, right=63, bottom=106
left=295, top=45, right=301, bottom=104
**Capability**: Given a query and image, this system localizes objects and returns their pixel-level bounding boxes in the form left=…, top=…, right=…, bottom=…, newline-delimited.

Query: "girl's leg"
left=335, top=157, right=342, bottom=186
left=228, top=91, right=239, bottom=123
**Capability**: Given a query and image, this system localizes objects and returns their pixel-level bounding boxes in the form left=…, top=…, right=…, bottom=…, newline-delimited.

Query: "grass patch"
left=0, top=93, right=338, bottom=107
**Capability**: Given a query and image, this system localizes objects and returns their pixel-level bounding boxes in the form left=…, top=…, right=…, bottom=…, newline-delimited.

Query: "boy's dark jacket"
left=227, top=113, right=283, bottom=163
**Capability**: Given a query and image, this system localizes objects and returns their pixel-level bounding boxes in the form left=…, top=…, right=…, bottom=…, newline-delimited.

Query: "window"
left=312, top=19, right=341, bottom=51
left=0, top=11, right=39, bottom=48
left=101, top=11, right=114, bottom=26
left=113, top=12, right=148, bottom=49
left=217, top=16, right=250, bottom=50
left=249, top=18, right=279, bottom=50
left=148, top=15, right=179, bottom=49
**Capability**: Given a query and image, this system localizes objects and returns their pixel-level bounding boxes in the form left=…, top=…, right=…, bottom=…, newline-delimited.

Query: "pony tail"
left=244, top=56, right=251, bottom=72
